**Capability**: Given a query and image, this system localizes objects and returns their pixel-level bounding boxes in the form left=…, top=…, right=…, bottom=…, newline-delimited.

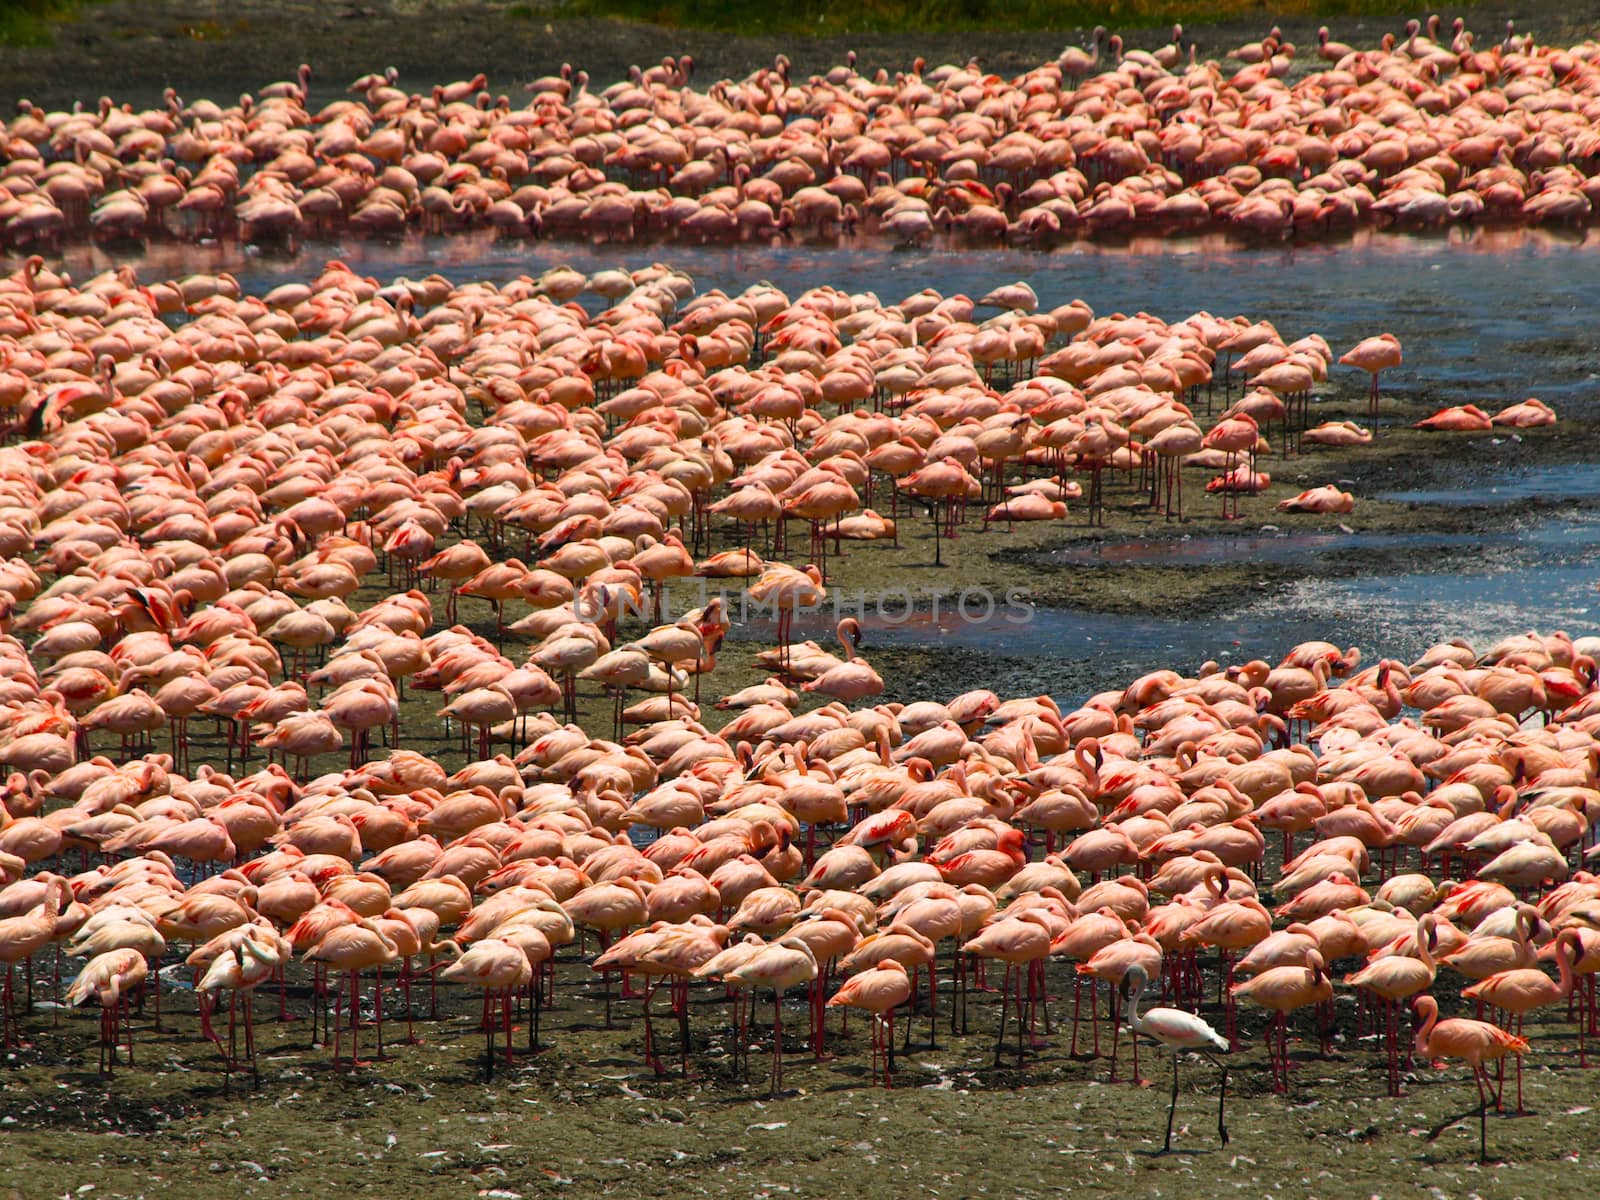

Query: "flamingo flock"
left=6, top=598, right=1598, bottom=1162
left=0, top=246, right=1589, bottom=1164
left=6, top=19, right=1600, bottom=250
left=0, top=253, right=1555, bottom=557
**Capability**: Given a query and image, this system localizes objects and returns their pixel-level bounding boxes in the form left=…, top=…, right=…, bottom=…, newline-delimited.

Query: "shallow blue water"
left=731, top=506, right=1600, bottom=684
left=1383, top=462, right=1600, bottom=506
left=1042, top=529, right=1480, bottom=566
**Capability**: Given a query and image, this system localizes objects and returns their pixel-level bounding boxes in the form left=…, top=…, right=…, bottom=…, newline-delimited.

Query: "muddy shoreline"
left=3, top=1, right=1600, bottom=112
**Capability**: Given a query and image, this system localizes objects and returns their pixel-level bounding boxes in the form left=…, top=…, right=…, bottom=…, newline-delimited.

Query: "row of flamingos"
left=5, top=19, right=1600, bottom=249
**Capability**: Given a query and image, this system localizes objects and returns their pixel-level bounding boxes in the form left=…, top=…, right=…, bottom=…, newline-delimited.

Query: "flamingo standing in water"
left=746, top=564, right=826, bottom=672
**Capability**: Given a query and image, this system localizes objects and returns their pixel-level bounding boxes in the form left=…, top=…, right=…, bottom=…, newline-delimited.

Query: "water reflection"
left=1383, top=462, right=1600, bottom=507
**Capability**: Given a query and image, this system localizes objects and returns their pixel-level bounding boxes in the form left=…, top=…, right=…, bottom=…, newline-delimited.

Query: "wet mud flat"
left=5, top=0, right=1600, bottom=113
left=3, top=938, right=1600, bottom=1200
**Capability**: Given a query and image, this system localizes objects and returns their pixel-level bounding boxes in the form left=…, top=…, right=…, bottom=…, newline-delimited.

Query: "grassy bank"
left=553, top=0, right=1409, bottom=37
left=0, top=0, right=97, bottom=45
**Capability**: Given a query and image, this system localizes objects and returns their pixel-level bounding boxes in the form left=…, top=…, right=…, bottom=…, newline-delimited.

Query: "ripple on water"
left=714, top=508, right=1600, bottom=705
left=1041, top=529, right=1484, bottom=567
left=1383, top=462, right=1600, bottom=506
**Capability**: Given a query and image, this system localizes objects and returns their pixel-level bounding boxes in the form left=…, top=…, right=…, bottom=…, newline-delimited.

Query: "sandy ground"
left=2, top=1, right=1599, bottom=112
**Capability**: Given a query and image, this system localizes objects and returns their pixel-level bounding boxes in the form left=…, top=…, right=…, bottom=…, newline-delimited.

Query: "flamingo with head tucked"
left=66, top=947, right=148, bottom=1076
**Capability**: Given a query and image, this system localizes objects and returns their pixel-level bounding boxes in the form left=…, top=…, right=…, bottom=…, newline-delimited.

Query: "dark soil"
left=3, top=0, right=1599, bottom=112
left=5, top=921, right=1600, bottom=1200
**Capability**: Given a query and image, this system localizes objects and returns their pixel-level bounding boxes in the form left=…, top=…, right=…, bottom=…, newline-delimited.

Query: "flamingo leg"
left=733, top=989, right=747, bottom=1082
left=674, top=976, right=690, bottom=1075
left=1070, top=972, right=1083, bottom=1057
left=1274, top=1011, right=1288, bottom=1093
left=1091, top=977, right=1101, bottom=1056
left=1515, top=1040, right=1525, bottom=1113
left=484, top=991, right=497, bottom=1081
left=530, top=969, right=542, bottom=1053
left=238, top=989, right=255, bottom=1080
left=1164, top=1049, right=1179, bottom=1152
left=401, top=959, right=418, bottom=1045
left=642, top=978, right=660, bottom=1076
left=1385, top=998, right=1400, bottom=1097
left=99, top=1004, right=112, bottom=1077
left=1108, top=989, right=1122, bottom=1082
left=1017, top=965, right=1026, bottom=1066
left=810, top=973, right=826, bottom=1059
left=277, top=965, right=295, bottom=1024
left=1036, top=960, right=1049, bottom=1043
left=348, top=969, right=367, bottom=1068
left=993, top=964, right=1010, bottom=1068
left=503, top=985, right=514, bottom=1066
left=374, top=966, right=386, bottom=1060
left=2, top=963, right=20, bottom=1049
left=885, top=1006, right=896, bottom=1089
left=1473, top=1064, right=1490, bottom=1161
left=332, top=982, right=343, bottom=1065
left=771, top=988, right=783, bottom=1095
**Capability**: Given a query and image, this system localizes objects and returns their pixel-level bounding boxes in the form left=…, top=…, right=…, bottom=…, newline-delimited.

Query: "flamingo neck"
left=1415, top=917, right=1436, bottom=972
left=1413, top=1000, right=1437, bottom=1053
left=1556, top=938, right=1577, bottom=996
